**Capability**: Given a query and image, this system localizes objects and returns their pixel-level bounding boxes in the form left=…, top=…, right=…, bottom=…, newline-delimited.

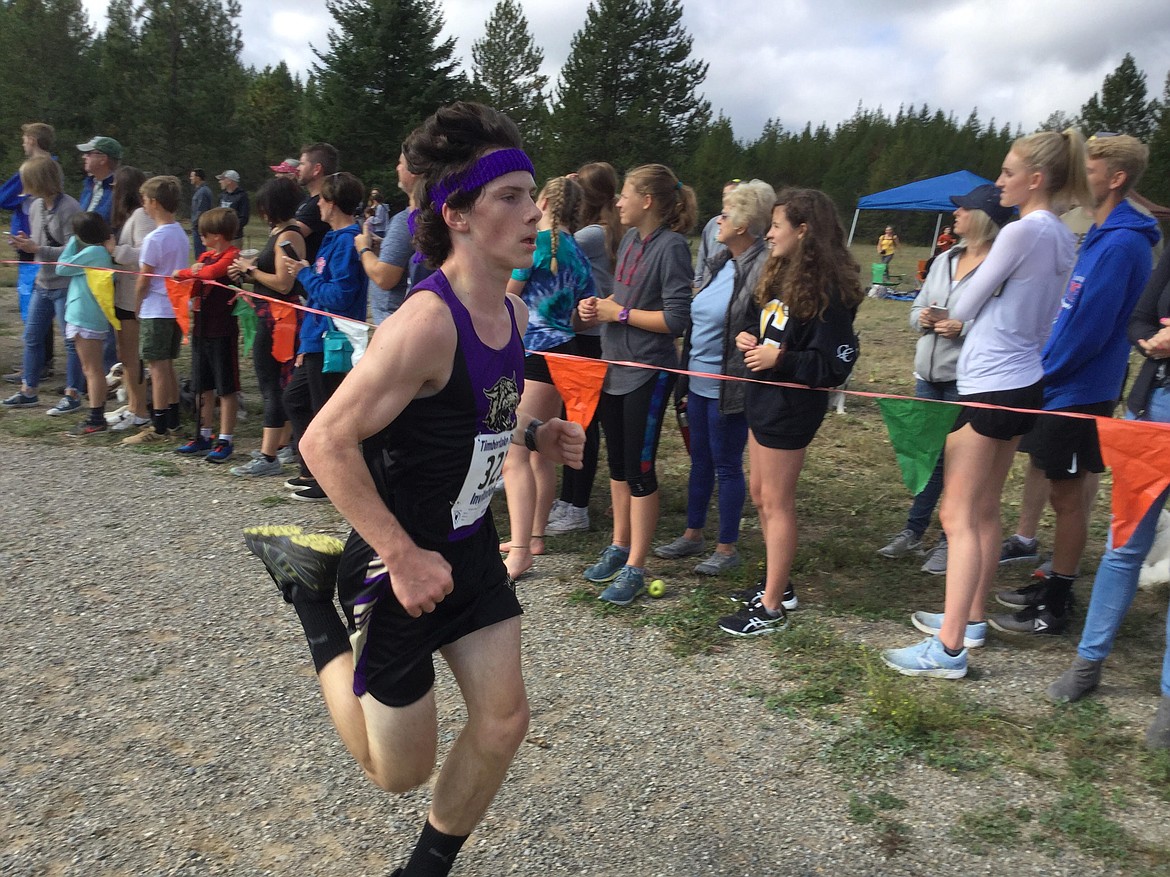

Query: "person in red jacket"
left=172, top=207, right=241, bottom=462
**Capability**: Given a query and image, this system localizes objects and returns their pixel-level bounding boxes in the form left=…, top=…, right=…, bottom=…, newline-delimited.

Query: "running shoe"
left=881, top=636, right=967, bottom=679
left=244, top=526, right=342, bottom=603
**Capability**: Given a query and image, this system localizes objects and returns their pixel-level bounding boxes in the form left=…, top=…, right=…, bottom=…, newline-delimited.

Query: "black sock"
left=167, top=402, right=180, bottom=430
left=291, top=600, right=351, bottom=673
left=152, top=409, right=168, bottom=435
left=943, top=645, right=964, bottom=657
left=1044, top=573, right=1075, bottom=612
left=402, top=820, right=468, bottom=877
left=262, top=453, right=276, bottom=462
left=89, top=406, right=104, bottom=424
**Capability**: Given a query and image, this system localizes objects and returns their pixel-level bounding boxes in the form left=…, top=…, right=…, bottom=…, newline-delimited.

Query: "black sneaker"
left=244, top=527, right=343, bottom=603
left=284, top=476, right=315, bottom=490
left=718, top=600, right=789, bottom=637
left=291, top=483, right=330, bottom=503
left=729, top=579, right=798, bottom=611
left=994, top=579, right=1049, bottom=610
left=995, top=573, right=1076, bottom=611
left=987, top=602, right=1069, bottom=636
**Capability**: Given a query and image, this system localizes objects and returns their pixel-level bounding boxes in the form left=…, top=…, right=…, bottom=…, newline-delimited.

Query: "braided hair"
left=538, top=176, right=583, bottom=273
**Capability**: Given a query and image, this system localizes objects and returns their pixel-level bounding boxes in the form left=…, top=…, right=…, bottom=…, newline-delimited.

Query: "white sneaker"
left=546, top=504, right=589, bottom=534
left=111, top=413, right=151, bottom=432
left=547, top=499, right=571, bottom=526
left=105, top=404, right=130, bottom=425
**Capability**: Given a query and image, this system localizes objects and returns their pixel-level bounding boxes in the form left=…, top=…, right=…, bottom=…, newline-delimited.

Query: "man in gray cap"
left=76, top=136, right=123, bottom=221
left=216, top=169, right=249, bottom=244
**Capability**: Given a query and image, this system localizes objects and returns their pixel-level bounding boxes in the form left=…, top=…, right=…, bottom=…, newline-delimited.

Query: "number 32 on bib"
left=450, top=430, right=512, bottom=530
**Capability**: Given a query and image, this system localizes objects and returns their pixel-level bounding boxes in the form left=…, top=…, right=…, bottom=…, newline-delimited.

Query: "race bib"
left=450, top=430, right=512, bottom=530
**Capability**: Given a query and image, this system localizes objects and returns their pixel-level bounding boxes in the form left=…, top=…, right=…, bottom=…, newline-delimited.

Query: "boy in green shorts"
left=123, top=176, right=191, bottom=445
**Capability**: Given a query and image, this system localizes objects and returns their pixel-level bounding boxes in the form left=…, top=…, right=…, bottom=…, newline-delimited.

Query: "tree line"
left=2, top=0, right=1168, bottom=242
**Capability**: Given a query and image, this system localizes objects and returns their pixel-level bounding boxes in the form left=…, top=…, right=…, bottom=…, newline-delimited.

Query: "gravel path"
left=1, top=442, right=1164, bottom=876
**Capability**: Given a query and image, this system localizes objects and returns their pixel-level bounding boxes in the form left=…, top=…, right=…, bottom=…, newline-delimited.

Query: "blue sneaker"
left=881, top=636, right=967, bottom=679
left=206, top=438, right=234, bottom=463
left=910, top=611, right=986, bottom=648
left=176, top=436, right=213, bottom=455
left=583, top=544, right=629, bottom=583
left=599, top=565, right=644, bottom=606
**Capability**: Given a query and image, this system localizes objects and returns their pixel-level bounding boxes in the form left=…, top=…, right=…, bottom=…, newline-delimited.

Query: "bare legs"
left=501, top=380, right=564, bottom=579
left=73, top=336, right=106, bottom=413
left=315, top=617, right=528, bottom=835
left=748, top=434, right=807, bottom=612
left=937, top=425, right=1021, bottom=651
left=115, top=320, right=147, bottom=418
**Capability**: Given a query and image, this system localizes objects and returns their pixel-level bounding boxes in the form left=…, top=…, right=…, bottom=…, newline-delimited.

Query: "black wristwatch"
left=524, top=419, right=543, bottom=452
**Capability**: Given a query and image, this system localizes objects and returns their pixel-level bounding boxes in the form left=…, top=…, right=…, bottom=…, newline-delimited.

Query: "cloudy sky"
left=80, top=0, right=1170, bottom=141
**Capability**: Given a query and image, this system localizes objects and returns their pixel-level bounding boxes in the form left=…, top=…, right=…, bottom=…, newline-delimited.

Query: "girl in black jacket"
left=718, top=188, right=862, bottom=637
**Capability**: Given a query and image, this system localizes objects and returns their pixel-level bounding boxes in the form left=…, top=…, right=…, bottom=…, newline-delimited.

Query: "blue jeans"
left=22, top=285, right=84, bottom=395
left=1077, top=388, right=1170, bottom=696
left=685, top=392, right=749, bottom=544
left=904, top=377, right=959, bottom=538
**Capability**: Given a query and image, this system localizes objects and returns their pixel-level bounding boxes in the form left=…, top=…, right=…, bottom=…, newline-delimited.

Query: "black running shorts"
left=335, top=514, right=521, bottom=708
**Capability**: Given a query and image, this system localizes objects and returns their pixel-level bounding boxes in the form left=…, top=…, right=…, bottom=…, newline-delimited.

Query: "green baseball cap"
left=77, top=136, right=124, bottom=160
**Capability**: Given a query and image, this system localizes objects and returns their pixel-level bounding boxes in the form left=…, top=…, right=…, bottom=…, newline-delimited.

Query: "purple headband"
left=428, top=148, right=535, bottom=212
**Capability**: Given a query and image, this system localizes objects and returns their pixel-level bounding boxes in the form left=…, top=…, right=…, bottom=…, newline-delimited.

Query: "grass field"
left=1, top=234, right=1168, bottom=870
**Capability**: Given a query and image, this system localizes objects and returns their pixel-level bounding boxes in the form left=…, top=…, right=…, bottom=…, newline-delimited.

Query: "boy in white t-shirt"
left=123, top=176, right=190, bottom=445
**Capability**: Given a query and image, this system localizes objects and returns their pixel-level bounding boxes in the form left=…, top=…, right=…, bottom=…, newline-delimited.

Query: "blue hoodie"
left=296, top=223, right=367, bottom=354
left=1041, top=199, right=1161, bottom=409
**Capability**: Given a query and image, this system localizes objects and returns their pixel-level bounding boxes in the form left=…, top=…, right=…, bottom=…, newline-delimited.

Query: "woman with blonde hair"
left=499, top=175, right=596, bottom=579
left=3, top=156, right=83, bottom=412
left=717, top=188, right=863, bottom=635
left=884, top=129, right=1089, bottom=677
left=656, top=179, right=775, bottom=577
left=577, top=163, right=695, bottom=605
left=876, top=184, right=1013, bottom=574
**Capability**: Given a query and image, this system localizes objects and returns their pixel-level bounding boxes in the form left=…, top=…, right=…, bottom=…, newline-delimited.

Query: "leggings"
left=283, top=353, right=344, bottom=478
left=685, top=392, right=748, bottom=544
left=253, top=319, right=295, bottom=429
left=598, top=370, right=675, bottom=498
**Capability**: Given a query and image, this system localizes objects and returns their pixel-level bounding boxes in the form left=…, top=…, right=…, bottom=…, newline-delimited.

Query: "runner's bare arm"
left=300, top=291, right=459, bottom=616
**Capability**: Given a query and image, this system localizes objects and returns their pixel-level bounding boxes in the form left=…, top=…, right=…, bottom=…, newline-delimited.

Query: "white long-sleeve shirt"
left=951, top=210, right=1075, bottom=395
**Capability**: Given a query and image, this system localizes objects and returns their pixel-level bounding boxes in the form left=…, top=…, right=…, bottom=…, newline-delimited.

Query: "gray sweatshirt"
left=602, top=227, right=692, bottom=394
left=908, top=246, right=973, bottom=384
left=30, top=194, right=82, bottom=290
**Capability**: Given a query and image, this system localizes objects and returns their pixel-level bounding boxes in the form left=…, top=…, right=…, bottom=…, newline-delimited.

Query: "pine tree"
left=1145, top=70, right=1170, bottom=206
left=470, top=0, right=549, bottom=158
left=243, top=63, right=306, bottom=167
left=1079, top=53, right=1158, bottom=140
left=687, top=114, right=741, bottom=218
left=0, top=0, right=98, bottom=177
left=92, top=0, right=247, bottom=181
left=309, top=0, right=465, bottom=186
left=549, top=0, right=710, bottom=174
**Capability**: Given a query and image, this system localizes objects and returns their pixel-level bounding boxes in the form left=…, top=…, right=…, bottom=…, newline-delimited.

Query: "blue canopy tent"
left=846, top=170, right=994, bottom=250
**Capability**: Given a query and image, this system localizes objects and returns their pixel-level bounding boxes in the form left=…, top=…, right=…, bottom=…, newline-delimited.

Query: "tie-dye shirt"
left=511, top=229, right=596, bottom=352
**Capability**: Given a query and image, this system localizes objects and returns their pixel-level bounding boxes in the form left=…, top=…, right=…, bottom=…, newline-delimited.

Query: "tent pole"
left=847, top=209, right=859, bottom=247
left=931, top=213, right=942, bottom=255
